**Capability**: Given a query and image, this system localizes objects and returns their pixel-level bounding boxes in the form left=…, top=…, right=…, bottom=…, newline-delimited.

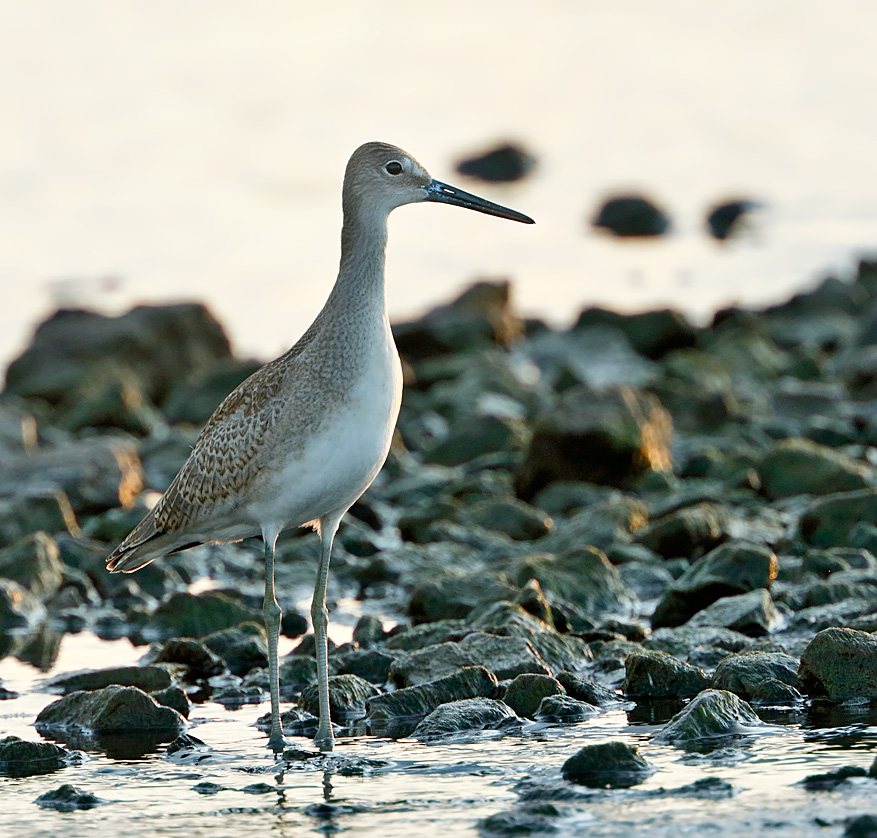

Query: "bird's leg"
left=262, top=534, right=286, bottom=754
left=312, top=515, right=341, bottom=752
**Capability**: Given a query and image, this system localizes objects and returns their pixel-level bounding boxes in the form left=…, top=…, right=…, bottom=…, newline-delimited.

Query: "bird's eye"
left=385, top=161, right=403, bottom=175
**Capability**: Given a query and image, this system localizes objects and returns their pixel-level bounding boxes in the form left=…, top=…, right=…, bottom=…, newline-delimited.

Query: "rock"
left=455, top=142, right=536, bottom=182
left=461, top=498, right=553, bottom=541
left=407, top=572, right=518, bottom=624
left=561, top=741, right=655, bottom=787
left=634, top=503, right=728, bottom=559
left=844, top=814, right=877, bottom=838
left=706, top=199, right=760, bottom=241
left=479, top=804, right=570, bottom=836
left=299, top=674, right=379, bottom=722
left=367, top=666, right=498, bottom=722
left=502, top=674, right=564, bottom=718
left=0, top=736, right=73, bottom=777
left=572, top=307, right=698, bottom=360
left=34, top=784, right=106, bottom=811
left=337, top=648, right=394, bottom=684
left=45, top=665, right=171, bottom=695
left=757, top=438, right=871, bottom=500
left=800, top=489, right=877, bottom=547
left=541, top=495, right=648, bottom=554
left=536, top=694, right=599, bottom=722
left=352, top=615, right=385, bottom=648
left=515, top=547, right=635, bottom=617
left=4, top=304, right=232, bottom=410
left=645, top=626, right=751, bottom=659
left=389, top=632, right=550, bottom=687
left=146, top=638, right=226, bottom=679
left=711, top=651, right=803, bottom=699
left=392, top=280, right=523, bottom=362
left=202, top=624, right=268, bottom=676
left=0, top=579, right=45, bottom=627
left=412, top=698, right=519, bottom=740
left=424, top=414, right=526, bottom=466
left=35, top=685, right=184, bottom=736
left=749, top=678, right=803, bottom=704
left=802, top=570, right=877, bottom=607
left=684, top=589, right=782, bottom=636
left=622, top=651, right=710, bottom=699
left=799, top=627, right=877, bottom=701
left=651, top=542, right=779, bottom=628
left=255, top=707, right=318, bottom=736
left=516, top=385, right=672, bottom=499
left=0, top=532, right=64, bottom=599
left=655, top=689, right=765, bottom=742
left=591, top=195, right=671, bottom=237
left=151, top=686, right=190, bottom=718
left=556, top=672, right=620, bottom=706
left=150, top=591, right=262, bottom=639
left=801, top=766, right=869, bottom=791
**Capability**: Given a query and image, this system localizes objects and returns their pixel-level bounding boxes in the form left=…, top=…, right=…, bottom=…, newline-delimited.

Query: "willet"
left=106, top=142, right=534, bottom=754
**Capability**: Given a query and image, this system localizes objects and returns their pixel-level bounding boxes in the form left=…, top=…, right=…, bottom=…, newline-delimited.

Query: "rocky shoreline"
left=4, top=262, right=877, bottom=829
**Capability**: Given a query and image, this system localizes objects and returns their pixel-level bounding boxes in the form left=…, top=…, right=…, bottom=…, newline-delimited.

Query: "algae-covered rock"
left=299, top=674, right=379, bottom=722
left=798, top=627, right=877, bottom=701
left=711, top=651, right=803, bottom=699
left=622, top=651, right=709, bottom=699
left=0, top=736, right=73, bottom=777
left=35, top=784, right=106, bottom=811
left=684, top=589, right=782, bottom=637
left=412, top=698, right=519, bottom=741
left=655, top=689, right=765, bottom=742
left=561, top=741, right=655, bottom=788
left=536, top=694, right=599, bottom=722
left=556, top=672, right=620, bottom=706
left=502, top=673, right=564, bottom=718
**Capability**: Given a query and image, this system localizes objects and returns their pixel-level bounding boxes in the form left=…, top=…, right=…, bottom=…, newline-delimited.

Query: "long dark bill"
left=425, top=180, right=535, bottom=224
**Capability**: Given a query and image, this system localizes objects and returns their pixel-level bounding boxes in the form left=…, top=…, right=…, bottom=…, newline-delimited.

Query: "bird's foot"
left=313, top=727, right=335, bottom=753
left=267, top=730, right=288, bottom=754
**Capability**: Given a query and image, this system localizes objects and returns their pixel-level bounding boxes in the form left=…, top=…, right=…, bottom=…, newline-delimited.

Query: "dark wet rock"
left=711, top=651, right=803, bottom=699
left=651, top=542, right=778, bottom=628
left=0, top=736, right=73, bottom=777
left=802, top=569, right=877, bottom=608
left=150, top=591, right=262, bottom=639
left=412, top=697, right=519, bottom=740
left=573, top=307, right=698, bottom=360
left=390, top=632, right=550, bottom=687
left=455, top=142, right=536, bottom=182
left=151, top=686, right=190, bottom=718
left=337, top=648, right=394, bottom=684
left=790, top=599, right=877, bottom=634
left=367, top=665, right=498, bottom=721
left=706, top=199, right=760, bottom=241
left=384, top=618, right=470, bottom=652
left=300, top=674, right=379, bottom=722
left=461, top=497, right=553, bottom=541
left=35, top=784, right=106, bottom=811
left=654, top=689, right=765, bottom=742
left=515, top=385, right=672, bottom=499
left=162, top=357, right=262, bottom=426
left=0, top=579, right=45, bottom=627
left=623, top=651, right=709, bottom=699
left=515, top=547, right=635, bottom=617
left=424, top=414, right=526, bottom=466
left=193, top=781, right=226, bottom=795
left=756, top=438, right=871, bottom=500
left=561, top=741, right=655, bottom=788
left=513, top=578, right=555, bottom=626
left=4, top=304, right=232, bottom=411
left=241, top=782, right=275, bottom=794
left=541, top=495, right=648, bottom=554
left=799, top=627, right=877, bottom=701
left=255, top=707, right=318, bottom=736
left=536, top=694, right=599, bottom=722
left=352, top=615, right=385, bottom=648
left=801, top=765, right=868, bottom=791
left=591, top=194, right=670, bottom=237
left=844, top=814, right=877, bottom=838
left=644, top=626, right=750, bottom=659
left=502, top=673, right=564, bottom=718
left=211, top=684, right=263, bottom=706
left=556, top=672, right=620, bottom=706
left=749, top=678, right=803, bottom=704
left=800, top=489, right=877, bottom=547
left=634, top=502, right=728, bottom=560
left=407, top=572, right=518, bottom=624
left=146, top=638, right=226, bottom=680
left=618, top=561, right=676, bottom=602
left=592, top=639, right=649, bottom=676
left=202, top=623, right=267, bottom=676
left=479, top=802, right=571, bottom=836
left=35, top=685, right=185, bottom=735
left=165, top=733, right=209, bottom=758
left=392, top=280, right=523, bottom=362
left=0, top=531, right=64, bottom=600
left=45, top=665, right=171, bottom=695
left=685, top=589, right=782, bottom=636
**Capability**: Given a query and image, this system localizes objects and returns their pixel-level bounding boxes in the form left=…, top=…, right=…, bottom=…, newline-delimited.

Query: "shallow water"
left=3, top=633, right=877, bottom=837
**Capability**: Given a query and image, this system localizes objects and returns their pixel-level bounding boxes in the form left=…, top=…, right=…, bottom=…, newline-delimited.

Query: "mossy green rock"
left=685, top=589, right=782, bottom=637
left=622, top=651, right=709, bottom=699
left=711, top=651, right=803, bottom=699
left=561, top=741, right=655, bottom=788
left=655, top=689, right=764, bottom=742
left=503, top=674, right=564, bottom=718
left=412, top=698, right=518, bottom=740
left=798, top=627, right=877, bottom=701
left=536, top=694, right=600, bottom=722
left=367, top=666, right=498, bottom=720
left=0, top=736, right=71, bottom=778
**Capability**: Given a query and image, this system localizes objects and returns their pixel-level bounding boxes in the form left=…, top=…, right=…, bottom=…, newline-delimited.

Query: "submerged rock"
left=556, top=672, right=620, bottom=706
left=622, top=651, right=709, bottom=699
left=35, top=784, right=106, bottom=811
left=45, top=665, right=171, bottom=695
left=561, top=741, right=655, bottom=787
left=799, top=627, right=877, bottom=701
left=412, top=698, right=519, bottom=741
left=0, top=736, right=73, bottom=777
left=655, top=689, right=765, bottom=743
left=35, top=685, right=185, bottom=735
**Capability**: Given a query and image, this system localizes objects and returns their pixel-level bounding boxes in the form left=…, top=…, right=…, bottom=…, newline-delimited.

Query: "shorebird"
left=106, top=142, right=534, bottom=754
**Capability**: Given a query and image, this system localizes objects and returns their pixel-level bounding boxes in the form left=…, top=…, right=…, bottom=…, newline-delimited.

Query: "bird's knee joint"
left=263, top=598, right=283, bottom=629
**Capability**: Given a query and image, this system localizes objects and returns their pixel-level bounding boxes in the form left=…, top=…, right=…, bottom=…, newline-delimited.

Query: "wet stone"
left=150, top=591, right=262, bottom=639
left=45, top=665, right=171, bottom=695
left=844, top=814, right=877, bottom=838
left=623, top=651, right=710, bottom=699
left=800, top=765, right=869, bottom=791
left=799, top=627, right=877, bottom=701
left=634, top=502, right=728, bottom=560
left=0, top=736, right=73, bottom=778
left=299, top=674, right=379, bottom=722
left=146, top=638, right=226, bottom=680
left=351, top=614, right=385, bottom=648
left=536, top=694, right=599, bottom=722
left=800, top=488, right=877, bottom=547
left=460, top=497, right=553, bottom=541
left=561, top=741, right=656, bottom=788
left=412, top=698, right=519, bottom=741
left=502, top=673, right=564, bottom=718
left=710, top=651, right=803, bottom=699
left=151, top=686, right=191, bottom=718
left=35, top=784, right=106, bottom=811
left=255, top=708, right=318, bottom=736
left=0, top=531, right=64, bottom=600
left=0, top=579, right=45, bottom=628
left=337, top=648, right=394, bottom=684
left=748, top=678, right=803, bottom=704
left=367, top=665, right=498, bottom=721
left=654, top=689, right=765, bottom=743
left=202, top=623, right=268, bottom=676
left=684, top=588, right=782, bottom=637
left=479, top=802, right=572, bottom=837
left=556, top=672, right=620, bottom=706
